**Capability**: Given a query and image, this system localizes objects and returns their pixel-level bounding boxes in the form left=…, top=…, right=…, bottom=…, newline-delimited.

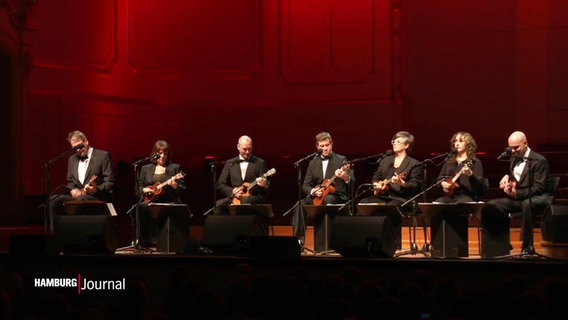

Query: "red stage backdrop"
left=0, top=0, right=566, bottom=224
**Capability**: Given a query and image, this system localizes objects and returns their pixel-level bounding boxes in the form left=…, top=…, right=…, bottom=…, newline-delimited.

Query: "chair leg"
left=477, top=225, right=482, bottom=256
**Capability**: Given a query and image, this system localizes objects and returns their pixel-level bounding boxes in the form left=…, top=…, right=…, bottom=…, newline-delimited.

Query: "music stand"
left=63, top=200, right=117, bottom=216
left=418, top=202, right=484, bottom=258
left=303, top=204, right=343, bottom=254
left=357, top=203, right=404, bottom=250
left=228, top=204, right=273, bottom=236
left=146, top=203, right=192, bottom=254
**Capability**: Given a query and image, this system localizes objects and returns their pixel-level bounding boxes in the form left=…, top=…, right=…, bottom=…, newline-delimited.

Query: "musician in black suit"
left=481, top=131, right=554, bottom=256
left=358, top=131, right=422, bottom=248
left=435, top=132, right=487, bottom=203
left=360, top=131, right=422, bottom=206
left=214, top=135, right=270, bottom=216
left=293, top=132, right=353, bottom=239
left=48, top=130, right=114, bottom=233
left=137, top=140, right=186, bottom=245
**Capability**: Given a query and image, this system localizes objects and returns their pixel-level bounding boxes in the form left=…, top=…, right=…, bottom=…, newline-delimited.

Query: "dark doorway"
left=0, top=46, right=19, bottom=225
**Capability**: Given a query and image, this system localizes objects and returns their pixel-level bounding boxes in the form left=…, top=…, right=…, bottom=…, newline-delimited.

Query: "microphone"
left=442, top=147, right=458, bottom=163
left=313, top=149, right=323, bottom=159
left=74, top=143, right=85, bottom=151
left=380, top=149, right=393, bottom=159
left=151, top=154, right=161, bottom=161
left=497, top=147, right=512, bottom=160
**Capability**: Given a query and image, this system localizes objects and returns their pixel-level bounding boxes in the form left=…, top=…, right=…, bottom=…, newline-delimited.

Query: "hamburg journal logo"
left=34, top=274, right=126, bottom=294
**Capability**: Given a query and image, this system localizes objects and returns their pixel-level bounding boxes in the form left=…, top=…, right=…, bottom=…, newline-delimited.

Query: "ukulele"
left=373, top=172, right=406, bottom=195
left=232, top=168, right=276, bottom=204
left=505, top=178, right=517, bottom=196
left=81, top=175, right=98, bottom=195
left=443, top=160, right=473, bottom=197
left=144, top=171, right=185, bottom=203
left=312, top=163, right=350, bottom=205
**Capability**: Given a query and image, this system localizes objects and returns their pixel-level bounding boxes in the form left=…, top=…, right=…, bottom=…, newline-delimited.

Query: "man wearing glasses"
left=48, top=130, right=115, bottom=233
left=481, top=131, right=554, bottom=257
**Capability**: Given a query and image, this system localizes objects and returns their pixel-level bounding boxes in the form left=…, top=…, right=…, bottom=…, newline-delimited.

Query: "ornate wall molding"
left=128, top=0, right=261, bottom=80
left=30, top=0, right=117, bottom=74
left=1, top=0, right=37, bottom=29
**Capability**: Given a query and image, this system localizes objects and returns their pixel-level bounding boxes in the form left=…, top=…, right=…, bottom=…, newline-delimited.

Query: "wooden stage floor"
left=0, top=224, right=554, bottom=258
left=271, top=226, right=539, bottom=258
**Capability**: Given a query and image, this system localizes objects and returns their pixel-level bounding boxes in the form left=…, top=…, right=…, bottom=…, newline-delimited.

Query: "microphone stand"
left=343, top=151, right=391, bottom=215
left=414, top=151, right=452, bottom=251
left=117, top=156, right=155, bottom=253
left=40, top=147, right=79, bottom=234
left=338, top=183, right=375, bottom=212
left=202, top=161, right=220, bottom=216
left=202, top=159, right=236, bottom=216
left=283, top=151, right=319, bottom=253
left=395, top=176, right=446, bottom=257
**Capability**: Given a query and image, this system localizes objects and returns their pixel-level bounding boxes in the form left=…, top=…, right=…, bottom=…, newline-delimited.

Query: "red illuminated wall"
left=1, top=0, right=567, bottom=224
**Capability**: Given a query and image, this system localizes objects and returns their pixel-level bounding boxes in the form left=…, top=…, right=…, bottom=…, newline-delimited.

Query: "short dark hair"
left=392, top=131, right=414, bottom=152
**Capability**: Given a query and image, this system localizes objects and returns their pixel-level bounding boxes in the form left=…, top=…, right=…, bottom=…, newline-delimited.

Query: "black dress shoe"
left=198, top=246, right=213, bottom=255
left=521, top=245, right=535, bottom=255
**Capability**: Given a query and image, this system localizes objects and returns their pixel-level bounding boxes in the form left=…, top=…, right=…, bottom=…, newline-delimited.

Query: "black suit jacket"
left=372, top=155, right=422, bottom=199
left=437, top=157, right=487, bottom=201
left=138, top=163, right=185, bottom=203
left=66, top=148, right=114, bottom=201
left=302, top=152, right=352, bottom=202
left=216, top=155, right=269, bottom=199
left=509, top=149, right=553, bottom=200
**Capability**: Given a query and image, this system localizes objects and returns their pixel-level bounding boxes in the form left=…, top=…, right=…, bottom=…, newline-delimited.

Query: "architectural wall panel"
left=280, top=0, right=394, bottom=100
left=29, top=0, right=117, bottom=73
left=129, top=0, right=261, bottom=79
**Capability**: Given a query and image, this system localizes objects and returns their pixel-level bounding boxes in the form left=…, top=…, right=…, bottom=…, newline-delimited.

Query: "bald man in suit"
left=214, top=135, right=270, bottom=216
left=481, top=131, right=553, bottom=257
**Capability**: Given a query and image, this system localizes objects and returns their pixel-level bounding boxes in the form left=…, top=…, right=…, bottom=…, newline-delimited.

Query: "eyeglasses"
left=391, top=140, right=405, bottom=145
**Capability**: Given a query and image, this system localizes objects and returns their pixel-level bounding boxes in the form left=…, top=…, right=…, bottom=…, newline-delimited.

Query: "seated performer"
left=214, top=135, right=271, bottom=219
left=435, top=132, right=487, bottom=203
left=48, top=130, right=114, bottom=233
left=359, top=131, right=422, bottom=247
left=481, top=131, right=554, bottom=256
left=136, top=140, right=186, bottom=246
left=293, top=132, right=353, bottom=242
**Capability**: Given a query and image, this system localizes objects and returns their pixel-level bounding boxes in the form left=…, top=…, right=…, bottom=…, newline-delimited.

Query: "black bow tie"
left=239, top=158, right=249, bottom=163
left=512, top=157, right=524, bottom=166
left=321, top=155, right=331, bottom=160
left=78, top=155, right=88, bottom=162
